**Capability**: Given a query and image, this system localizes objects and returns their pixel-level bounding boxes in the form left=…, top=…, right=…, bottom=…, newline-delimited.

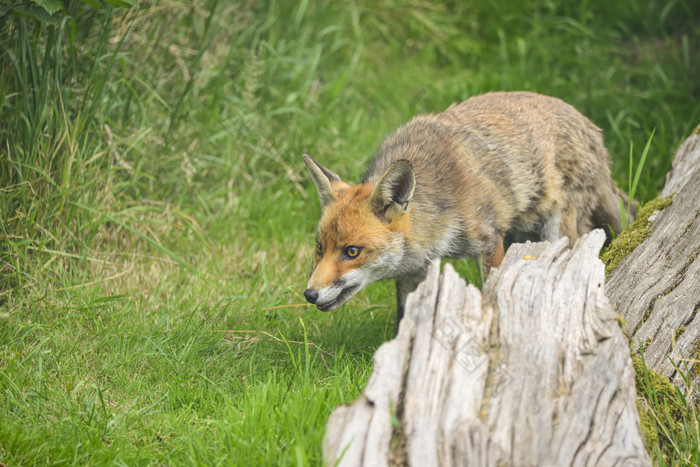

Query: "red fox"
left=302, top=91, right=633, bottom=326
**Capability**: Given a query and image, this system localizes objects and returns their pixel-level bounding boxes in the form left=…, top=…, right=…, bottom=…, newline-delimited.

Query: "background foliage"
left=1, top=0, right=699, bottom=464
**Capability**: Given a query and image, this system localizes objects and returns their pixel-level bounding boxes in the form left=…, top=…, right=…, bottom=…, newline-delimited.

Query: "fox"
left=302, top=91, right=634, bottom=327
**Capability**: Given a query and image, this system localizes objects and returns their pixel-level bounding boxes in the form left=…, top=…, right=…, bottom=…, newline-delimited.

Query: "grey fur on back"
left=362, top=92, right=627, bottom=251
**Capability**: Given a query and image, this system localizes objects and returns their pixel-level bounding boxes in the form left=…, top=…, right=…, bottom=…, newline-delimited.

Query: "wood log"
left=606, top=131, right=700, bottom=391
left=324, top=230, right=650, bottom=466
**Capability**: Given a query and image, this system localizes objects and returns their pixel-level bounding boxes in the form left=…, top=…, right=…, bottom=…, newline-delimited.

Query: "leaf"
left=30, top=0, right=63, bottom=15
left=103, top=0, right=139, bottom=7
left=5, top=3, right=60, bottom=23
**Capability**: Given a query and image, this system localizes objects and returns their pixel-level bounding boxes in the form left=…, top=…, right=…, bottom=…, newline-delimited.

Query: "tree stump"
left=606, top=131, right=700, bottom=391
left=324, top=230, right=650, bottom=466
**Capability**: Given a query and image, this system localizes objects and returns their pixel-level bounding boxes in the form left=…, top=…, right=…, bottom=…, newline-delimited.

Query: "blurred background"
left=1, top=0, right=699, bottom=464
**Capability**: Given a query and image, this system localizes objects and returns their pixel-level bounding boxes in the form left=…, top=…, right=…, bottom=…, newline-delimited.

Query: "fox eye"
left=344, top=246, right=362, bottom=259
left=315, top=242, right=323, bottom=256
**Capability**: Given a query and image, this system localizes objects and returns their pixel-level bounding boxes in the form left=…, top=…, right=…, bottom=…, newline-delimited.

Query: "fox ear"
left=303, top=154, right=345, bottom=210
left=369, top=159, right=415, bottom=221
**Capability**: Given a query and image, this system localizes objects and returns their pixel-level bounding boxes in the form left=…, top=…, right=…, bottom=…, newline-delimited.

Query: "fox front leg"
left=483, top=232, right=506, bottom=276
left=395, top=272, right=428, bottom=333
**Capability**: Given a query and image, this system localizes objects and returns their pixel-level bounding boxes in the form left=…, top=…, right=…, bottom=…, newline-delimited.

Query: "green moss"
left=388, top=398, right=407, bottom=466
left=632, top=356, right=669, bottom=450
left=615, top=312, right=631, bottom=342
left=389, top=420, right=407, bottom=466
left=615, top=312, right=628, bottom=329
left=602, top=196, right=674, bottom=276
left=675, top=326, right=686, bottom=340
left=632, top=356, right=677, bottom=402
left=636, top=399, right=660, bottom=449
left=690, top=337, right=700, bottom=378
left=632, top=354, right=690, bottom=460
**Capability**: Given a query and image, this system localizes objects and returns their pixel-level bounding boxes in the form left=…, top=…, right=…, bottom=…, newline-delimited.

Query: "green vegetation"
left=634, top=355, right=700, bottom=464
left=602, top=195, right=674, bottom=275
left=1, top=0, right=699, bottom=464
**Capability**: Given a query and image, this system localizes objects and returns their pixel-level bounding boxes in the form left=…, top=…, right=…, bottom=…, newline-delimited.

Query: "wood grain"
left=607, top=132, right=700, bottom=392
left=324, top=230, right=650, bottom=466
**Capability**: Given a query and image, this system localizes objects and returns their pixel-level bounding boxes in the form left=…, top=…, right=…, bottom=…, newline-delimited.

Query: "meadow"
left=1, top=0, right=699, bottom=464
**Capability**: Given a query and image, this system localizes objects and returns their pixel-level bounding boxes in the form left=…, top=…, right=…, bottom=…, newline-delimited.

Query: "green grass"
left=634, top=353, right=700, bottom=464
left=1, top=0, right=699, bottom=464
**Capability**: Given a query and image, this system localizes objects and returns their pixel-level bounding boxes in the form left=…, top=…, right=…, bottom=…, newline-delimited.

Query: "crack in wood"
left=325, top=231, right=650, bottom=465
left=607, top=132, right=700, bottom=392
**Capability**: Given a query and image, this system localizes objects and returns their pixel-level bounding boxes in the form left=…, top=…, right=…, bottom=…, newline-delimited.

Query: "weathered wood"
left=606, top=132, right=700, bottom=391
left=324, top=230, right=650, bottom=466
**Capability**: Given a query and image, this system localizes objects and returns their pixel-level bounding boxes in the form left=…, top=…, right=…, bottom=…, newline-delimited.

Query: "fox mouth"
left=316, top=284, right=360, bottom=312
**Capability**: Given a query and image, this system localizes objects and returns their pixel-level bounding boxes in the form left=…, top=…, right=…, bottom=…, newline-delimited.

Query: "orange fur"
left=302, top=92, right=633, bottom=328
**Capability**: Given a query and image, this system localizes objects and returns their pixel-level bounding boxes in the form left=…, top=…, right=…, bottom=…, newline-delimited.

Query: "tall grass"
left=634, top=352, right=700, bottom=464
left=0, top=4, right=132, bottom=293
left=1, top=0, right=699, bottom=464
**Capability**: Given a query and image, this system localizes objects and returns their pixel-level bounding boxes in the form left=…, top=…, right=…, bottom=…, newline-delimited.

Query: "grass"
left=634, top=353, right=700, bottom=464
left=1, top=0, right=699, bottom=464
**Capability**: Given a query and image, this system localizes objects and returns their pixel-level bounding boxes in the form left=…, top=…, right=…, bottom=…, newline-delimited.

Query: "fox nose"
left=303, top=288, right=318, bottom=304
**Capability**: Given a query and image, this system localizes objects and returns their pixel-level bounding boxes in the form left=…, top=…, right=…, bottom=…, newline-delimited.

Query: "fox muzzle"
left=303, top=288, right=318, bottom=304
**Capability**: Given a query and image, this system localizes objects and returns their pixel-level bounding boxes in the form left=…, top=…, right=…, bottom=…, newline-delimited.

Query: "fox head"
left=302, top=154, right=415, bottom=311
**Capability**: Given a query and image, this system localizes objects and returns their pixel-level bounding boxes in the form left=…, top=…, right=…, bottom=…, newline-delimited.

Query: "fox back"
left=303, top=92, right=631, bottom=324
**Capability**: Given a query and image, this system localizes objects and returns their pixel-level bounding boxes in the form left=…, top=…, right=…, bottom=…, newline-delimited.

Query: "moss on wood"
left=601, top=196, right=674, bottom=276
left=632, top=355, right=676, bottom=452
